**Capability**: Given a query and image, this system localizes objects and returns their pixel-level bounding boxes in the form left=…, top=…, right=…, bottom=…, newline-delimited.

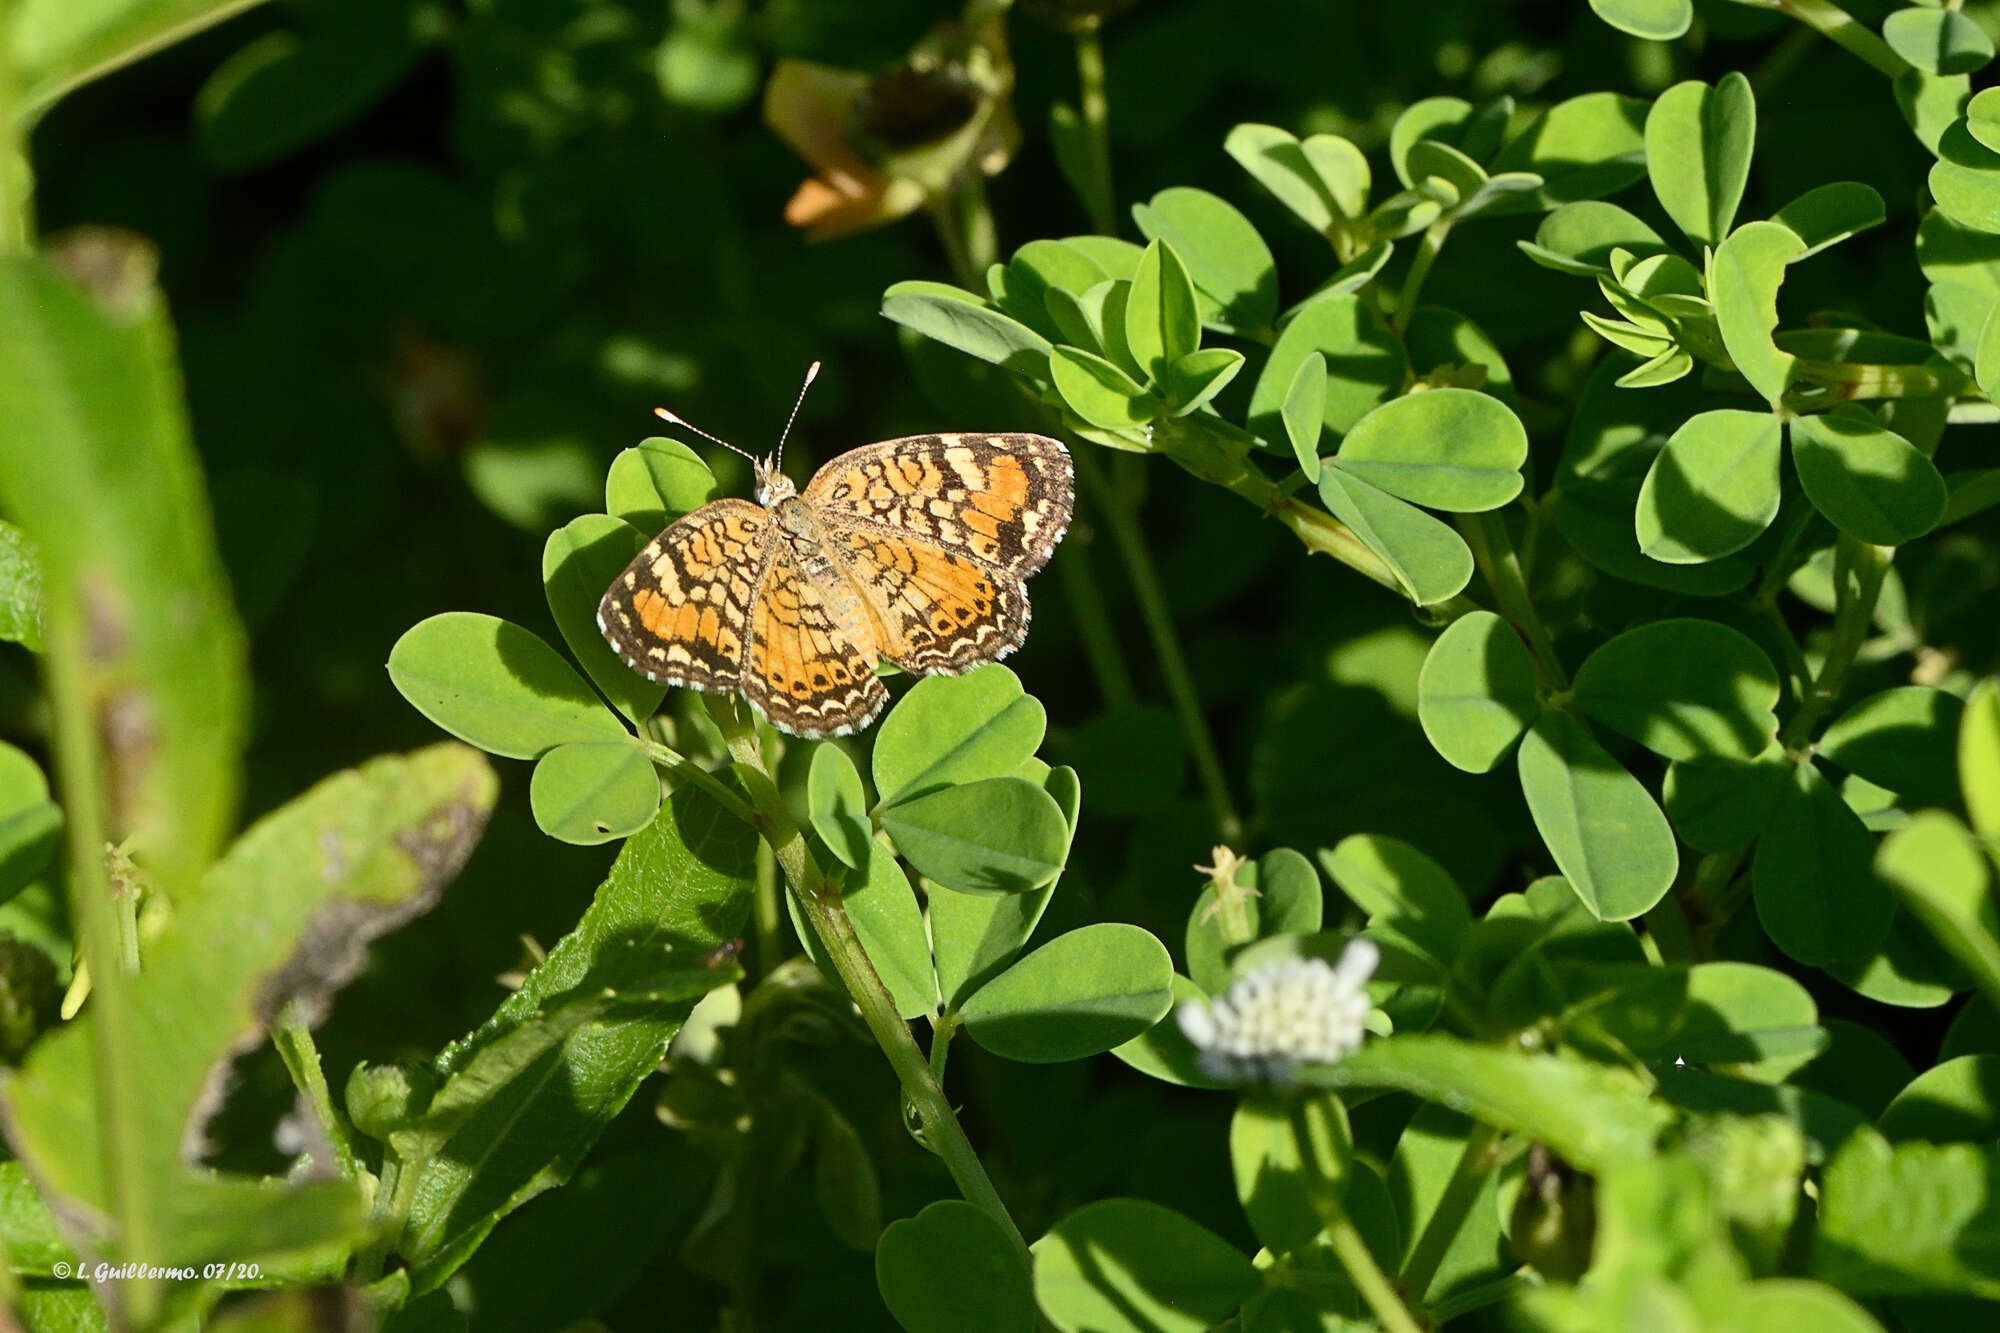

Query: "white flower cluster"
left=1176, top=939, right=1379, bottom=1086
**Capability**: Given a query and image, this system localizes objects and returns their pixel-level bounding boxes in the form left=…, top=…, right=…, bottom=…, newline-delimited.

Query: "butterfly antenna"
left=773, top=360, right=821, bottom=475
left=652, top=406, right=759, bottom=464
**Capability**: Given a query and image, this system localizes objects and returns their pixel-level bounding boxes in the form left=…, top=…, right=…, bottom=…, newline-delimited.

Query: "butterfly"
left=597, top=364, right=1073, bottom=738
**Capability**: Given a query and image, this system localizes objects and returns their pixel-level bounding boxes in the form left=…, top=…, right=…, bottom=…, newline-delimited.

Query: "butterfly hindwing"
left=742, top=541, right=890, bottom=737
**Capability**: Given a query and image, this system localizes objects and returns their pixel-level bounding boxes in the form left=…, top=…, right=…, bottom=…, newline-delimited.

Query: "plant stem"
left=1643, top=893, right=1698, bottom=964
left=1072, top=25, right=1116, bottom=235
left=1774, top=0, right=1912, bottom=78
left=1457, top=512, right=1568, bottom=691
left=273, top=1001, right=359, bottom=1178
left=752, top=838, right=782, bottom=977
left=1393, top=220, right=1451, bottom=335
left=705, top=697, right=1029, bottom=1261
left=1779, top=534, right=1888, bottom=749
left=1324, top=1194, right=1423, bottom=1333
left=1055, top=541, right=1139, bottom=710
left=1073, top=448, right=1243, bottom=844
left=929, top=172, right=999, bottom=292
left=43, top=607, right=162, bottom=1320
left=1397, top=1120, right=1503, bottom=1307
left=633, top=736, right=760, bottom=826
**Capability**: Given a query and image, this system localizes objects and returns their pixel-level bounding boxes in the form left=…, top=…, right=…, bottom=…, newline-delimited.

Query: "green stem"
left=1643, top=893, right=1698, bottom=964
left=1397, top=1121, right=1503, bottom=1307
left=752, top=838, right=782, bottom=977
left=1073, top=25, right=1115, bottom=235
left=1392, top=220, right=1451, bottom=335
left=43, top=608, right=161, bottom=1318
left=705, top=697, right=1029, bottom=1261
left=633, top=736, right=760, bottom=826
left=273, top=1002, right=359, bottom=1178
left=353, top=1151, right=422, bottom=1286
left=1779, top=534, right=1888, bottom=749
left=1074, top=449, right=1243, bottom=844
left=1324, top=1195, right=1423, bottom=1333
left=1457, top=512, right=1568, bottom=691
left=928, top=172, right=998, bottom=292
left=1055, top=542, right=1139, bottom=709
left=1773, top=0, right=1912, bottom=78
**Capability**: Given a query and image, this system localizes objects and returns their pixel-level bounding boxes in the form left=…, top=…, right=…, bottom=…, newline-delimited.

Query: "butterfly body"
left=598, top=432, right=1072, bottom=738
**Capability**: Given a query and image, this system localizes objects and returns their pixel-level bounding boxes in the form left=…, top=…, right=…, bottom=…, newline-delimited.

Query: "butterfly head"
left=754, top=455, right=797, bottom=505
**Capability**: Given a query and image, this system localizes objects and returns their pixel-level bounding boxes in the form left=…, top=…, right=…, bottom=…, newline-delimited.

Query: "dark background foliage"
left=9, top=1, right=1996, bottom=1326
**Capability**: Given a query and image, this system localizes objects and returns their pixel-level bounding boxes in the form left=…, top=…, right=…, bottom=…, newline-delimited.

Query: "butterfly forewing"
left=597, top=499, right=770, bottom=692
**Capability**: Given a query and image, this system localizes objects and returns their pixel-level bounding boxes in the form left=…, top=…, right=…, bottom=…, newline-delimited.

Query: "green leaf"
left=1334, top=388, right=1527, bottom=512
left=1318, top=834, right=1470, bottom=968
left=1516, top=710, right=1679, bottom=921
left=1645, top=75, right=1756, bottom=250
left=6, top=744, right=496, bottom=1269
left=528, top=741, right=660, bottom=845
left=807, top=743, right=873, bottom=870
left=1317, top=467, right=1474, bottom=607
left=877, top=1200, right=1033, bottom=1333
left=1753, top=763, right=1894, bottom=968
left=1124, top=240, right=1201, bottom=385
left=0, top=743, right=61, bottom=906
left=1389, top=97, right=1473, bottom=186
left=960, top=923, right=1172, bottom=1063
left=195, top=13, right=424, bottom=174
left=929, top=874, right=1054, bottom=1015
left=881, top=777, right=1069, bottom=896
left=1310, top=1035, right=1673, bottom=1171
left=1032, top=1198, right=1260, bottom=1333
left=1970, top=85, right=2000, bottom=154
left=1417, top=610, right=1541, bottom=774
left=1281, top=352, right=1327, bottom=481
left=881, top=281, right=1053, bottom=377
left=1634, top=960, right=1821, bottom=1082
left=1929, top=120, right=2000, bottom=233
left=1162, top=348, right=1245, bottom=417
left=1884, top=7, right=1995, bottom=76
left=1589, top=0, right=1691, bottom=41
left=1881, top=1054, right=2000, bottom=1143
left=1111, top=974, right=1236, bottom=1089
left=1225, top=123, right=1364, bottom=234
left=1249, top=293, right=1408, bottom=444
left=11, top=0, right=277, bottom=112
left=1636, top=409, right=1784, bottom=563
left=1813, top=1130, right=2000, bottom=1300
left=1712, top=221, right=1806, bottom=405
left=1664, top=744, right=1792, bottom=852
left=1185, top=849, right=1325, bottom=994
left=1964, top=680, right=2000, bottom=841
left=1049, top=345, right=1160, bottom=429
left=408, top=784, right=753, bottom=1291
left=603, top=437, right=719, bottom=534
left=1819, top=686, right=1965, bottom=804
left=995, top=240, right=1112, bottom=340
left=542, top=514, right=666, bottom=725
left=1790, top=414, right=1947, bottom=546
left=1572, top=619, right=1781, bottom=762
left=0, top=521, right=43, bottom=652
left=871, top=664, right=1046, bottom=806
left=847, top=842, right=940, bottom=1020
left=1879, top=813, right=2000, bottom=1019
left=1133, top=188, right=1279, bottom=336
left=1489, top=93, right=1650, bottom=212
left=0, top=247, right=247, bottom=899
left=1773, top=182, right=1887, bottom=260
left=389, top=612, right=628, bottom=760
left=1545, top=478, right=1756, bottom=596
left=1231, top=1091, right=1351, bottom=1253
